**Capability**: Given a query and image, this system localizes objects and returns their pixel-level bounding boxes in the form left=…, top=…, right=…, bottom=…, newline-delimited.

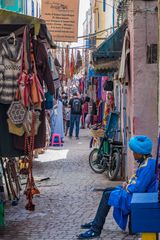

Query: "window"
left=5, top=0, right=15, bottom=6
left=147, top=44, right=157, bottom=64
left=103, top=0, right=106, bottom=12
left=36, top=2, right=39, bottom=17
left=32, top=0, right=34, bottom=16
left=25, top=0, right=28, bottom=14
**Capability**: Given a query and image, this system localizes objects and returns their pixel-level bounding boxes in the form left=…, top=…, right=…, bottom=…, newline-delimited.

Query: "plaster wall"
left=127, top=0, right=158, bottom=177
left=95, top=0, right=115, bottom=47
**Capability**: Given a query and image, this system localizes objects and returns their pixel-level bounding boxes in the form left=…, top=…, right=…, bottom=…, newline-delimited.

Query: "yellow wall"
left=93, top=0, right=115, bottom=47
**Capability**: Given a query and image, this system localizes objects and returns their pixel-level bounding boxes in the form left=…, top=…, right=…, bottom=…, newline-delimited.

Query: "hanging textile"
left=79, top=78, right=84, bottom=94
left=0, top=38, right=22, bottom=104
left=102, top=77, right=109, bottom=101
left=48, top=51, right=60, bottom=100
left=97, top=77, right=102, bottom=100
left=103, top=92, right=114, bottom=124
left=98, top=100, right=104, bottom=123
left=51, top=100, right=64, bottom=140
left=118, top=28, right=130, bottom=84
left=48, top=51, right=59, bottom=80
left=70, top=49, right=75, bottom=78
left=61, top=49, right=64, bottom=81
left=65, top=46, right=70, bottom=80
left=75, top=50, right=82, bottom=72
left=14, top=39, right=55, bottom=151
left=0, top=103, right=24, bottom=157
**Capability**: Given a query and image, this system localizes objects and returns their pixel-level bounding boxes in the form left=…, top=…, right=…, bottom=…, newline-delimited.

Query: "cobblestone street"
left=1, top=130, right=139, bottom=240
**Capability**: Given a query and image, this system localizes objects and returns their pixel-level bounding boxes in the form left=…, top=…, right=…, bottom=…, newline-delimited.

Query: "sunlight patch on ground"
left=36, top=149, right=69, bottom=162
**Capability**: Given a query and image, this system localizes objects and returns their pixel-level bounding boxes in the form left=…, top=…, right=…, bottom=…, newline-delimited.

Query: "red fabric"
left=65, top=47, right=70, bottom=80
left=70, top=49, right=75, bottom=78
left=82, top=102, right=88, bottom=114
left=79, top=80, right=84, bottom=93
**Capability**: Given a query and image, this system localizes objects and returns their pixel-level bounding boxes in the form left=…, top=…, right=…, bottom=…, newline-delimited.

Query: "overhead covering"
left=92, top=22, right=127, bottom=65
left=0, top=9, right=56, bottom=48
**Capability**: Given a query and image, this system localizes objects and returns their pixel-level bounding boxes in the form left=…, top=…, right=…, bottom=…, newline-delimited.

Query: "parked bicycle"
left=89, top=112, right=123, bottom=180
left=0, top=157, right=21, bottom=204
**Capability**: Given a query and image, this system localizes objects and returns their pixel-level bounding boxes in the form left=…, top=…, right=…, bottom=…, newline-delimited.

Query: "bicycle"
left=89, top=123, right=104, bottom=149
left=0, top=157, right=21, bottom=204
left=89, top=112, right=123, bottom=180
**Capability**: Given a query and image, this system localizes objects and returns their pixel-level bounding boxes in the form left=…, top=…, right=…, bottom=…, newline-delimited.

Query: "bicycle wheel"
left=89, top=148, right=107, bottom=173
left=108, top=149, right=121, bottom=180
left=6, top=160, right=21, bottom=200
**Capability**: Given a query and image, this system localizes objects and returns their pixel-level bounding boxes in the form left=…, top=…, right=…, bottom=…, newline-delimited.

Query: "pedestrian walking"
left=81, top=99, right=89, bottom=129
left=77, top=135, right=157, bottom=239
left=64, top=106, right=71, bottom=136
left=69, top=92, right=83, bottom=139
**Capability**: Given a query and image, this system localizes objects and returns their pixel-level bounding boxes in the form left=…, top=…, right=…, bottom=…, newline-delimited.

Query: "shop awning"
left=92, top=22, right=127, bottom=65
left=0, top=9, right=56, bottom=48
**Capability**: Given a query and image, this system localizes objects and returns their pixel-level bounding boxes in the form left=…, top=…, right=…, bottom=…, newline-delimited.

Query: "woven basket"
left=90, top=128, right=104, bottom=138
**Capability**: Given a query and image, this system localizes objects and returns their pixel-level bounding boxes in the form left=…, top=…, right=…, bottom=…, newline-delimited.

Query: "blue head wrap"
left=128, top=135, right=153, bottom=155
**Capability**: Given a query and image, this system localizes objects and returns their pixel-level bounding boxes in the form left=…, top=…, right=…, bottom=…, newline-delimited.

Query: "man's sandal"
left=77, top=230, right=100, bottom=239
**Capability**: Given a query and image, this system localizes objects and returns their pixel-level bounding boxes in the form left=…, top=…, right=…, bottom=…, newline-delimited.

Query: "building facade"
left=0, top=0, right=41, bottom=17
left=125, top=0, right=158, bottom=177
left=93, top=0, right=117, bottom=47
left=24, top=0, right=41, bottom=18
left=0, top=0, right=24, bottom=13
left=87, top=0, right=159, bottom=178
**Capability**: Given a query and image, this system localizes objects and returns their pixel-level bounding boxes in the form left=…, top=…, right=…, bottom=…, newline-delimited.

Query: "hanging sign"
left=41, top=0, right=79, bottom=42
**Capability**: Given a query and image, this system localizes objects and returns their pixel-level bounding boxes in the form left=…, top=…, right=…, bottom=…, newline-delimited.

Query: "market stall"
left=0, top=9, right=58, bottom=219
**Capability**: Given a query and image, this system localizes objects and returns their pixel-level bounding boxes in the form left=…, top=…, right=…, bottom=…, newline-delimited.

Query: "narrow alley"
left=1, top=130, right=138, bottom=240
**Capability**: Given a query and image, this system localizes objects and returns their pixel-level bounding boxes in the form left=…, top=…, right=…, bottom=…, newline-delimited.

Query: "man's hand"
left=122, top=182, right=128, bottom=189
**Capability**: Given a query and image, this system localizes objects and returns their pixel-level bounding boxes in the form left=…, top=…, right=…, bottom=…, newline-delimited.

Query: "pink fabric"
left=82, top=102, right=88, bottom=114
left=102, top=77, right=109, bottom=101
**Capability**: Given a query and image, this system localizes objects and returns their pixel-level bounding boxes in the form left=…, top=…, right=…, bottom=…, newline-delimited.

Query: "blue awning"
left=92, top=22, right=127, bottom=64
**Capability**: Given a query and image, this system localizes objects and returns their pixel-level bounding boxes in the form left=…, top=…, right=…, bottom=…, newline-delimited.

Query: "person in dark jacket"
left=77, top=135, right=157, bottom=239
left=69, top=92, right=83, bottom=139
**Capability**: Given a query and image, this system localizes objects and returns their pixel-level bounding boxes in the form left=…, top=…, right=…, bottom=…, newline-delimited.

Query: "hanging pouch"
left=23, top=110, right=41, bottom=136
left=7, top=118, right=25, bottom=136
left=7, top=100, right=26, bottom=125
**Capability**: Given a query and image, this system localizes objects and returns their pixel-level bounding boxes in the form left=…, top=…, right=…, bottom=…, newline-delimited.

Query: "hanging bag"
left=16, top=27, right=31, bottom=107
left=7, top=118, right=25, bottom=136
left=17, top=27, right=44, bottom=108
left=7, top=100, right=26, bottom=125
left=30, top=46, right=44, bottom=107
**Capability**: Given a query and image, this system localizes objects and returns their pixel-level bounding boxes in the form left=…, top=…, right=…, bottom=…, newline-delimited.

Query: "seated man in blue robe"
left=77, top=135, right=157, bottom=239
